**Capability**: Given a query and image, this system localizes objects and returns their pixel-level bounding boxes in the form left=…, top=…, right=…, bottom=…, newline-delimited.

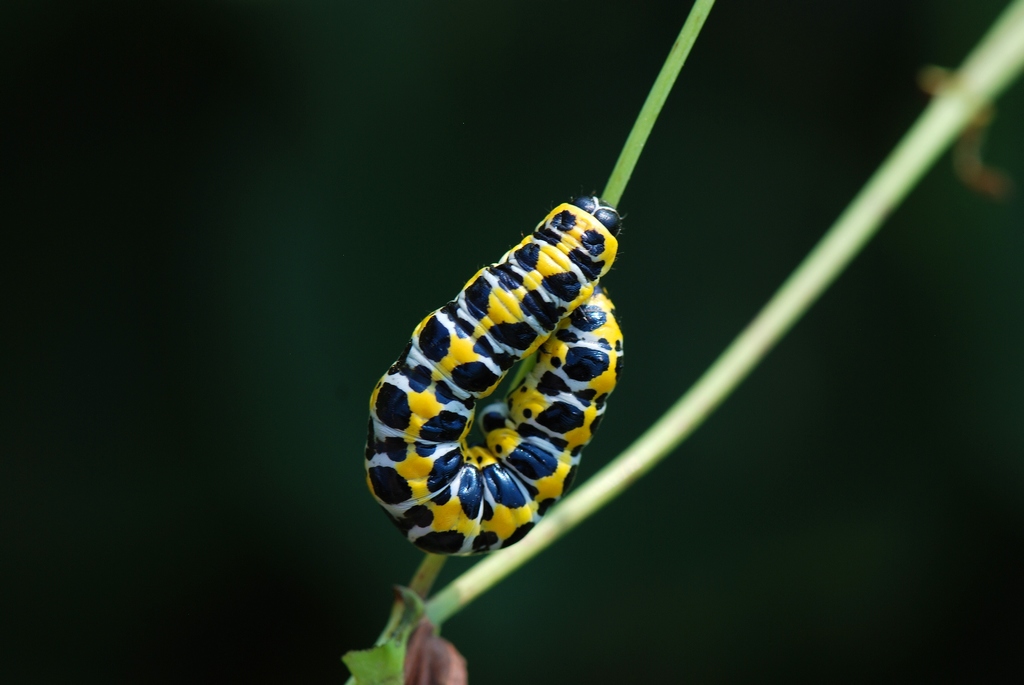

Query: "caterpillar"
left=365, top=196, right=623, bottom=555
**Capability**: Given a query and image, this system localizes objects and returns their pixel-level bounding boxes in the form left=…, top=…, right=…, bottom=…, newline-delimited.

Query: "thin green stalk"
left=407, top=553, right=446, bottom=598
left=507, top=0, right=716, bottom=428
left=425, top=0, right=1024, bottom=627
left=603, top=0, right=716, bottom=206
left=507, top=0, right=716, bottom=393
left=346, top=3, right=718, bottom=679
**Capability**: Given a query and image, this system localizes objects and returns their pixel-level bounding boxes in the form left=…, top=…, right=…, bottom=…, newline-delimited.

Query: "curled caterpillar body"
left=365, top=197, right=623, bottom=555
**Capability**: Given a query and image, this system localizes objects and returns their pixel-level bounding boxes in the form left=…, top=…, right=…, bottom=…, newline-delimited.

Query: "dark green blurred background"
left=4, top=1, right=1023, bottom=682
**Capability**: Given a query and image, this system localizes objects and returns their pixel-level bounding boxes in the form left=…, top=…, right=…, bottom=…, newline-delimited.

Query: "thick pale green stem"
left=603, top=0, right=716, bottom=207
left=425, top=0, right=1024, bottom=627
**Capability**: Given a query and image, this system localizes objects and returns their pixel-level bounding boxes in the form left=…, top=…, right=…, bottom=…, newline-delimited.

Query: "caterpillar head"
left=570, top=195, right=621, bottom=236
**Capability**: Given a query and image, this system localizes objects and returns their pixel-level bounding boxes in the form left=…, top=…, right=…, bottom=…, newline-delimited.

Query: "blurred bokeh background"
left=4, top=1, right=1023, bottom=682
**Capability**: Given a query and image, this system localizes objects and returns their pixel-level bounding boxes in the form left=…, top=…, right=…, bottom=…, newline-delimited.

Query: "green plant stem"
left=602, top=0, right=716, bottom=206
left=424, top=0, right=1024, bottom=627
left=429, top=0, right=714, bottom=605
left=505, top=352, right=537, bottom=395
left=506, top=1, right=716, bottom=449
left=408, top=553, right=446, bottom=598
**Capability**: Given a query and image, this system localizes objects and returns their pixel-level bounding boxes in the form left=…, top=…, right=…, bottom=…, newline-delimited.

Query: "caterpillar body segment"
left=365, top=197, right=623, bottom=555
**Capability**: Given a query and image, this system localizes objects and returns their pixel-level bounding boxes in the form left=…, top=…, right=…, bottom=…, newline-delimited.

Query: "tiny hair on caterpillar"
left=364, top=196, right=623, bottom=555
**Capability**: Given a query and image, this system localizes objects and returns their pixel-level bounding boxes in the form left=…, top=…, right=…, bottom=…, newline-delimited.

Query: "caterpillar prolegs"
left=365, top=196, right=623, bottom=555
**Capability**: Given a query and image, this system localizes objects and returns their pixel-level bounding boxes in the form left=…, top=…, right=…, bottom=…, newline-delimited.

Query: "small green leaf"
left=342, top=641, right=406, bottom=685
